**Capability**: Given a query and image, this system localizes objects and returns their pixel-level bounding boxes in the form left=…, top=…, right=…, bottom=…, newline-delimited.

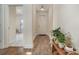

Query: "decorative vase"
left=64, top=46, right=73, bottom=52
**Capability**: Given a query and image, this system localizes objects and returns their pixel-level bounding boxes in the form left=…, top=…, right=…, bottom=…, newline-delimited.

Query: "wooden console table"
left=52, top=41, right=66, bottom=55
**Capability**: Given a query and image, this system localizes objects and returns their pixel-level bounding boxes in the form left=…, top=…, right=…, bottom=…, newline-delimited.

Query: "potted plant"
left=51, top=27, right=65, bottom=48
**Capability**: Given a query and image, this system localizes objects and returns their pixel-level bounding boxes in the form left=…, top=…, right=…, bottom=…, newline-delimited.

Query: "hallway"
left=32, top=34, right=52, bottom=55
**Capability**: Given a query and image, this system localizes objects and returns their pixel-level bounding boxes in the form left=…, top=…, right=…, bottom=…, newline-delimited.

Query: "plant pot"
left=58, top=43, right=64, bottom=48
left=55, top=40, right=59, bottom=44
left=64, top=46, right=73, bottom=52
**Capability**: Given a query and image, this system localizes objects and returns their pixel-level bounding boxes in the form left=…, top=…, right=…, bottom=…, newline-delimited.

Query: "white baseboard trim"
left=23, top=45, right=33, bottom=49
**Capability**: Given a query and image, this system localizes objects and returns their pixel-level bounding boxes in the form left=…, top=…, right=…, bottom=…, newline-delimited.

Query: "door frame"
left=32, top=5, right=53, bottom=41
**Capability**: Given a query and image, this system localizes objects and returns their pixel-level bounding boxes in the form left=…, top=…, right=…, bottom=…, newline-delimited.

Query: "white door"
left=37, top=11, right=48, bottom=34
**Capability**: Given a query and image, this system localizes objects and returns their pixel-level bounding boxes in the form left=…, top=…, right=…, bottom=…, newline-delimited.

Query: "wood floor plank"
left=0, top=35, right=52, bottom=55
left=32, top=35, right=52, bottom=55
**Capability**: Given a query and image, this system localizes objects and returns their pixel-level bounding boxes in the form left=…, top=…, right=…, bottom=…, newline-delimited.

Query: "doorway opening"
left=15, top=6, right=24, bottom=46
left=8, top=5, right=24, bottom=46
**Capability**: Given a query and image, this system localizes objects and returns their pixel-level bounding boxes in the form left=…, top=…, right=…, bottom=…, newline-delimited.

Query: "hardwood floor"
left=32, top=34, right=52, bottom=55
left=0, top=34, right=52, bottom=55
left=0, top=35, right=78, bottom=55
left=0, top=47, right=23, bottom=55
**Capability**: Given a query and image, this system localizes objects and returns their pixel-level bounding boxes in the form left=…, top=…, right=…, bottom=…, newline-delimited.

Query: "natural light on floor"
left=26, top=52, right=32, bottom=55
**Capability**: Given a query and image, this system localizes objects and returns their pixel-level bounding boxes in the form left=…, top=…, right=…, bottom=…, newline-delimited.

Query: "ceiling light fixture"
left=40, top=5, right=45, bottom=11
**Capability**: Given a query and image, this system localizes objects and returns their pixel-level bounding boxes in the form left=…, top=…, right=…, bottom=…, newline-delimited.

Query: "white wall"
left=32, top=5, right=37, bottom=40
left=23, top=5, right=33, bottom=48
left=8, top=6, right=17, bottom=44
left=4, top=5, right=9, bottom=48
left=0, top=5, right=5, bottom=48
left=0, top=5, right=9, bottom=49
left=53, top=4, right=79, bottom=50
left=53, top=5, right=59, bottom=30
left=48, top=5, right=53, bottom=39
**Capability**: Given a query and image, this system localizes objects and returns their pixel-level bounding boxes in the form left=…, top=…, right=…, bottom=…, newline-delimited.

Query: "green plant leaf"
left=52, top=27, right=65, bottom=43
